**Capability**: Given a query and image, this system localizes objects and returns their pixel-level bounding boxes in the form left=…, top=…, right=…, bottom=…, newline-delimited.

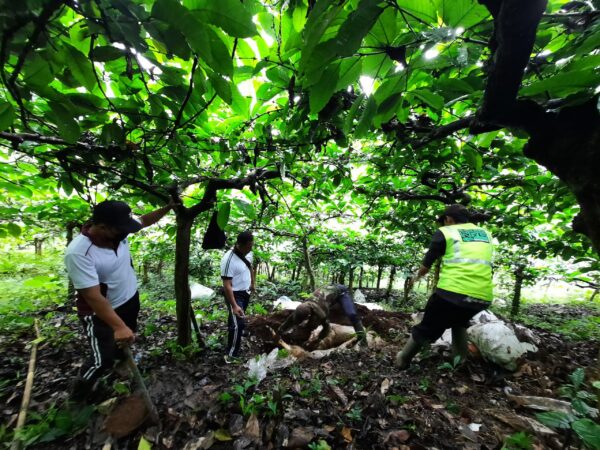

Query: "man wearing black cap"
left=65, top=200, right=174, bottom=401
left=395, top=204, right=494, bottom=369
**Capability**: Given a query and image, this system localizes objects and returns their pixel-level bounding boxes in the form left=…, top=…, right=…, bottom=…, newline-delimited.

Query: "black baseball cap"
left=437, top=204, right=471, bottom=224
left=92, top=200, right=143, bottom=233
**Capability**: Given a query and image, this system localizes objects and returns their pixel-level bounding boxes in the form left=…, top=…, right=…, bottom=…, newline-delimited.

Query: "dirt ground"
left=1, top=303, right=599, bottom=449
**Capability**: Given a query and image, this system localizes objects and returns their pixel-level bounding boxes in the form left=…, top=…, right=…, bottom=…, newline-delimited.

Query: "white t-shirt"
left=65, top=234, right=138, bottom=309
left=220, top=249, right=253, bottom=292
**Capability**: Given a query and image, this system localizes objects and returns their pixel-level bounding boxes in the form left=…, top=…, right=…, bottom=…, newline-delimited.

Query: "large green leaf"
left=535, top=411, right=573, bottom=430
left=217, top=202, right=231, bottom=229
left=309, top=64, right=340, bottom=114
left=7, top=223, right=21, bottom=237
left=49, top=102, right=81, bottom=143
left=437, top=0, right=489, bottom=28
left=184, top=0, right=258, bottom=38
left=152, top=0, right=233, bottom=77
left=0, top=101, right=15, bottom=131
left=63, top=44, right=97, bottom=90
left=521, top=70, right=600, bottom=97
left=572, top=419, right=600, bottom=449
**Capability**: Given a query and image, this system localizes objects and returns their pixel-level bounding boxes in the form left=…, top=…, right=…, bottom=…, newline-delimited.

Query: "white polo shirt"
left=65, top=234, right=138, bottom=309
left=221, top=249, right=253, bottom=292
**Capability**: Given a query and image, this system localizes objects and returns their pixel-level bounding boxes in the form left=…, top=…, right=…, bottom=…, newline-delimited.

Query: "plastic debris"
left=246, top=348, right=295, bottom=384
left=190, top=282, right=215, bottom=301
left=273, top=296, right=302, bottom=310
left=353, top=289, right=366, bottom=303
left=468, top=321, right=537, bottom=371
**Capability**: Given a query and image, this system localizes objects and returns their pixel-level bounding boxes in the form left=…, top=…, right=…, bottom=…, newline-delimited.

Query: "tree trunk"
left=358, top=266, right=364, bottom=289
left=403, top=276, right=411, bottom=304
left=142, top=261, right=150, bottom=284
left=511, top=264, right=526, bottom=317
left=348, top=267, right=355, bottom=289
left=376, top=265, right=383, bottom=290
left=66, top=222, right=78, bottom=303
left=270, top=266, right=276, bottom=282
left=339, top=272, right=345, bottom=285
left=386, top=266, right=397, bottom=299
left=33, top=238, right=43, bottom=256
left=302, top=237, right=315, bottom=291
left=157, top=260, right=163, bottom=277
left=175, top=213, right=194, bottom=346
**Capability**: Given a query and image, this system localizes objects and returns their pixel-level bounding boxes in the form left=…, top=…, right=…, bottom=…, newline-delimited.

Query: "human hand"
left=114, top=325, right=135, bottom=346
left=232, top=304, right=245, bottom=318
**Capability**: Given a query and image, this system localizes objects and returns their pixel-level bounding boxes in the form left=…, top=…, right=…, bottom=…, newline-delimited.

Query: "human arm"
left=139, top=202, right=176, bottom=228
left=223, top=278, right=244, bottom=317
left=78, top=286, right=134, bottom=343
left=408, top=230, right=445, bottom=290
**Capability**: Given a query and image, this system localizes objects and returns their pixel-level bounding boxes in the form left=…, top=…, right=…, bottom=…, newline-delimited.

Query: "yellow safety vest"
left=437, top=223, right=494, bottom=302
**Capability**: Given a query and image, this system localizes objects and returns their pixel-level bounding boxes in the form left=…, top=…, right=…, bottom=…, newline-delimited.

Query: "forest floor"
left=1, top=298, right=599, bottom=450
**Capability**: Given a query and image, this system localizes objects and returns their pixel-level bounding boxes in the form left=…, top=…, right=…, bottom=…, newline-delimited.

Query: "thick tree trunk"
left=386, top=266, right=397, bottom=299
left=157, top=260, right=163, bottom=277
left=403, top=276, right=411, bottom=304
left=339, top=272, right=345, bottom=285
left=521, top=98, right=600, bottom=253
left=376, top=264, right=383, bottom=290
left=348, top=267, right=355, bottom=289
left=358, top=266, right=364, bottom=288
left=175, top=213, right=194, bottom=346
left=511, top=264, right=526, bottom=317
left=142, top=261, right=150, bottom=284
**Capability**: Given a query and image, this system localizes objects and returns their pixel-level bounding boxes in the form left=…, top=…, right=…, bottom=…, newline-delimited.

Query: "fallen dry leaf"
left=341, top=426, right=353, bottom=443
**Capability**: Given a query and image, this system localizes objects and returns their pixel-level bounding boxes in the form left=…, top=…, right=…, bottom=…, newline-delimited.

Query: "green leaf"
left=409, top=89, right=445, bottom=110
left=92, top=45, right=124, bottom=62
left=535, top=411, right=573, bottom=430
left=63, top=44, right=96, bottom=90
left=184, top=0, right=258, bottom=38
left=572, top=419, right=600, bottom=449
left=334, top=0, right=383, bottom=58
left=437, top=0, right=489, bottom=28
left=208, top=71, right=233, bottom=104
left=309, top=64, right=340, bottom=114
left=233, top=198, right=256, bottom=220
left=138, top=436, right=152, bottom=450
left=49, top=102, right=81, bottom=143
left=214, top=429, right=232, bottom=441
left=7, top=222, right=21, bottom=237
left=0, top=101, right=15, bottom=131
left=336, top=57, right=362, bottom=91
left=217, top=202, right=231, bottom=229
left=569, top=367, right=585, bottom=390
left=521, top=70, right=600, bottom=97
left=464, top=147, right=483, bottom=172
left=355, top=95, right=377, bottom=138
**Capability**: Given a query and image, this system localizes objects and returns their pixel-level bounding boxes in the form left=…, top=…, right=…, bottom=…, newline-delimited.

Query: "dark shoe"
left=69, top=378, right=95, bottom=403
left=394, top=336, right=424, bottom=370
left=451, top=327, right=469, bottom=363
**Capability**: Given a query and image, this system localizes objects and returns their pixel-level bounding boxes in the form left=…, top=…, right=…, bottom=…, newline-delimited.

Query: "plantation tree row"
left=1, top=0, right=599, bottom=344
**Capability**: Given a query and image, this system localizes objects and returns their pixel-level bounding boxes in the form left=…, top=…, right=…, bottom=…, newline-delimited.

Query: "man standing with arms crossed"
left=221, top=231, right=255, bottom=363
left=395, top=204, right=494, bottom=369
left=65, top=200, right=174, bottom=401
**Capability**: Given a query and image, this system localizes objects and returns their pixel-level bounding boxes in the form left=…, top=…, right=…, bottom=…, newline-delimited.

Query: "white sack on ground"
left=357, top=302, right=384, bottom=310
left=354, top=289, right=366, bottom=303
left=274, top=296, right=302, bottom=310
left=246, top=348, right=296, bottom=384
left=190, top=282, right=215, bottom=301
left=468, top=322, right=537, bottom=371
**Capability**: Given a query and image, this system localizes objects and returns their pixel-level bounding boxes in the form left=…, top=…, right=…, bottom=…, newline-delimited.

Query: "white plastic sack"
left=246, top=348, right=296, bottom=384
left=468, top=321, right=537, bottom=371
left=354, top=289, right=366, bottom=303
left=190, top=282, right=215, bottom=301
left=274, top=296, right=302, bottom=310
left=356, top=302, right=384, bottom=311
left=470, top=310, right=499, bottom=324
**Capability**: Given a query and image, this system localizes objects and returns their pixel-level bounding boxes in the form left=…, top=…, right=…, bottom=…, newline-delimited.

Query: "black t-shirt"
left=422, top=228, right=488, bottom=309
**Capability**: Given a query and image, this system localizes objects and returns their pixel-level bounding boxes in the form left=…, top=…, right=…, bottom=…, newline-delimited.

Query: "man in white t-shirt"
left=220, top=231, right=255, bottom=362
left=65, top=200, right=173, bottom=401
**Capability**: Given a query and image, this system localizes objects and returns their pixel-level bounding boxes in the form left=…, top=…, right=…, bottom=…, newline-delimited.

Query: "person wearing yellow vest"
left=395, top=204, right=493, bottom=369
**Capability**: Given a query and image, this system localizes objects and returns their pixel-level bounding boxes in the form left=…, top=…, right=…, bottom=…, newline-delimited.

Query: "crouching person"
left=278, top=284, right=367, bottom=348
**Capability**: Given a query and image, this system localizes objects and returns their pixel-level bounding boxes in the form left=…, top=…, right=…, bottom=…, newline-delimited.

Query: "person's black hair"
left=236, top=230, right=254, bottom=245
